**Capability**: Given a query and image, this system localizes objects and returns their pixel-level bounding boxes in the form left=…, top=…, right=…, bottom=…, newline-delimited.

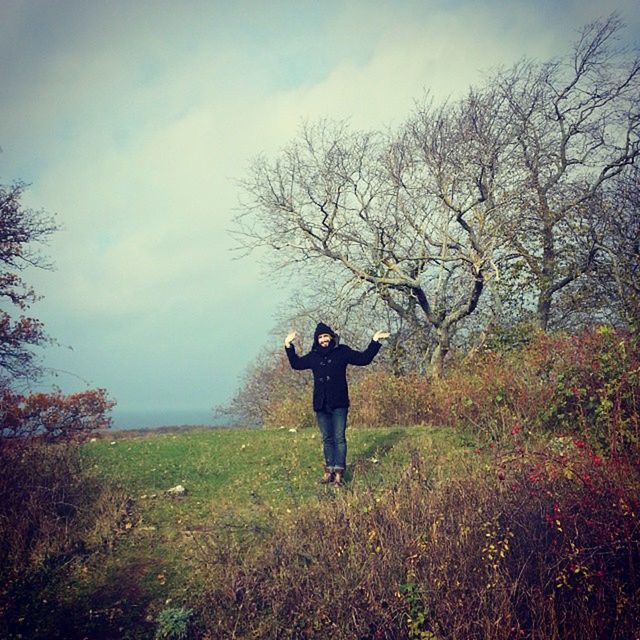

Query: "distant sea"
left=111, top=408, right=236, bottom=431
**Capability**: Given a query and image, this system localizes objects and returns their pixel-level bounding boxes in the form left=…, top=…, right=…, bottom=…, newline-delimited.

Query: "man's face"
left=318, top=333, right=332, bottom=348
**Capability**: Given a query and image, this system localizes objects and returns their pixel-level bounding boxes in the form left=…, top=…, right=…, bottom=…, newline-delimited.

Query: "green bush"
left=538, top=326, right=639, bottom=452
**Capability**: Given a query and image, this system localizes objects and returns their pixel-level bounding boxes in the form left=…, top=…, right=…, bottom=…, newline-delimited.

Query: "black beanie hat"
left=314, top=322, right=335, bottom=342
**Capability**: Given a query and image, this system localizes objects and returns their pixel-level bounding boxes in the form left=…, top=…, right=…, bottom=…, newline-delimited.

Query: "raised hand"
left=284, top=330, right=298, bottom=348
left=373, top=330, right=391, bottom=342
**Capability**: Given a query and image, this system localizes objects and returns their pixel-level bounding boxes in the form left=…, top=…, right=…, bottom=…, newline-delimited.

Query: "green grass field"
left=59, top=425, right=472, bottom=638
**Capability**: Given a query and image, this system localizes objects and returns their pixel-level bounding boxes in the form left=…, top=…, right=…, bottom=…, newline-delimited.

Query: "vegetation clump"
left=155, top=606, right=196, bottom=640
left=196, top=439, right=640, bottom=639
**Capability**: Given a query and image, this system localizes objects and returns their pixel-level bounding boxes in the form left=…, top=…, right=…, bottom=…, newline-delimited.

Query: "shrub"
left=422, top=347, right=553, bottom=439
left=0, top=440, right=132, bottom=639
left=1, top=388, right=115, bottom=443
left=349, top=372, right=433, bottom=428
left=337, top=327, right=640, bottom=453
left=0, top=439, right=130, bottom=570
left=536, top=326, right=640, bottom=452
left=195, top=441, right=640, bottom=639
left=263, top=388, right=315, bottom=430
left=344, top=341, right=554, bottom=440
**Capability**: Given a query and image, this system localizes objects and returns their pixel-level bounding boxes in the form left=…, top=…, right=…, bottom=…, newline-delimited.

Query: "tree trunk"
left=430, top=327, right=450, bottom=378
left=537, top=213, right=555, bottom=332
left=537, top=290, right=552, bottom=332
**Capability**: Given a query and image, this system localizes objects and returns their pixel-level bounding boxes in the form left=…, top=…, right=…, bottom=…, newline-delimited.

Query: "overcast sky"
left=2, top=0, right=638, bottom=426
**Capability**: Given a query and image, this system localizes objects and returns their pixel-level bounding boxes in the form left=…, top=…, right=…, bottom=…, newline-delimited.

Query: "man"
left=284, top=322, right=390, bottom=486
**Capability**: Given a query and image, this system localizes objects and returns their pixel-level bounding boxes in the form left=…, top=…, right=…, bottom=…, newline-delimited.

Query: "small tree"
left=0, top=181, right=58, bottom=386
left=1, top=178, right=116, bottom=441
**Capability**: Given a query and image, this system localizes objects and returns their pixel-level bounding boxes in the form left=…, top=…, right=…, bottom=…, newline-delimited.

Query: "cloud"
left=6, top=0, right=639, bottom=414
left=250, top=0, right=614, bottom=135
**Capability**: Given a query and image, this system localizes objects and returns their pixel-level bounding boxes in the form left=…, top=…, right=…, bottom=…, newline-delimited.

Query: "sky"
left=1, top=0, right=639, bottom=428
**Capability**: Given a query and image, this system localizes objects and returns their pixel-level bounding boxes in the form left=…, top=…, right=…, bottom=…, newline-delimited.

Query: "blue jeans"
left=315, top=407, right=348, bottom=471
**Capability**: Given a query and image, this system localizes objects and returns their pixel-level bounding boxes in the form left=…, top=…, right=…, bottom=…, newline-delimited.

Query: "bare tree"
left=235, top=96, right=512, bottom=376
left=496, top=15, right=640, bottom=330
left=233, top=15, right=638, bottom=381
left=387, top=87, right=518, bottom=371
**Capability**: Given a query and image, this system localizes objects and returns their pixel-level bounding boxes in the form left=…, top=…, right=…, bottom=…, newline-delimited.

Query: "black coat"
left=285, top=339, right=381, bottom=411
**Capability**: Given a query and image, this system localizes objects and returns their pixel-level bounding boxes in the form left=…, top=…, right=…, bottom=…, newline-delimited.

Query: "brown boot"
left=333, top=470, right=344, bottom=487
left=320, top=467, right=334, bottom=484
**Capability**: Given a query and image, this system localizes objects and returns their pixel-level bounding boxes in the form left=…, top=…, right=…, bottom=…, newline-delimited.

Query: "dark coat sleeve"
left=285, top=345, right=314, bottom=370
left=344, top=340, right=382, bottom=366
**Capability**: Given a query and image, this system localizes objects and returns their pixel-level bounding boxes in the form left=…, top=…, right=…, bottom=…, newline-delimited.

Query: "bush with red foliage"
left=1, top=388, right=115, bottom=443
